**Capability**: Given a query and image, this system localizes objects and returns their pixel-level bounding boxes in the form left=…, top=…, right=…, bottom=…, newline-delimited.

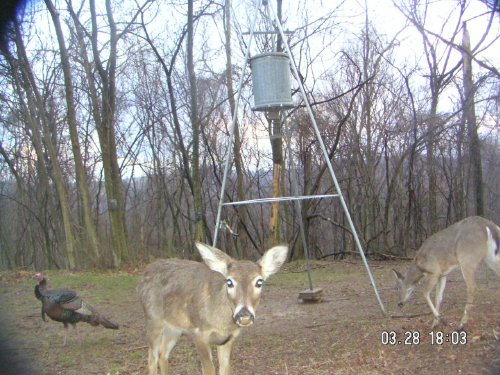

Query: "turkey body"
left=33, top=273, right=118, bottom=345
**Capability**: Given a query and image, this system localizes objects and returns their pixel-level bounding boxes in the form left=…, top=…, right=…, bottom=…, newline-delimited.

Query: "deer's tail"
left=485, top=224, right=500, bottom=275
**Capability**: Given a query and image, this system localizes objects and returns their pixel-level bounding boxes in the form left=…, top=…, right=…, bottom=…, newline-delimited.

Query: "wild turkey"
left=32, top=272, right=119, bottom=345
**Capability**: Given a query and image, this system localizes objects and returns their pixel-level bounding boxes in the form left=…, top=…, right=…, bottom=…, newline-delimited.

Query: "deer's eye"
left=255, top=279, right=264, bottom=288
left=226, top=279, right=234, bottom=288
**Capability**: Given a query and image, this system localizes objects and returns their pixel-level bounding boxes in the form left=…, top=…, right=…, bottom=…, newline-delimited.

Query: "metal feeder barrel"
left=250, top=52, right=294, bottom=111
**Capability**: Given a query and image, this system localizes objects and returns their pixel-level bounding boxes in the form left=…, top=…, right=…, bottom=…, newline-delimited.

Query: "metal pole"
left=267, top=0, right=386, bottom=315
left=213, top=0, right=263, bottom=247
left=221, top=194, right=340, bottom=206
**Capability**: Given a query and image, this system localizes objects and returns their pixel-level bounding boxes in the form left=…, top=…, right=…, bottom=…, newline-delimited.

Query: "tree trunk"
left=268, top=0, right=284, bottom=247
left=223, top=0, right=254, bottom=257
left=73, top=0, right=128, bottom=267
left=268, top=111, right=283, bottom=246
left=187, top=0, right=205, bottom=243
left=426, top=105, right=438, bottom=233
left=45, top=0, right=101, bottom=266
left=462, top=22, right=484, bottom=216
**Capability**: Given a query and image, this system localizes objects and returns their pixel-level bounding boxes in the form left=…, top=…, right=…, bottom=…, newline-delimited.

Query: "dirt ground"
left=0, top=259, right=499, bottom=374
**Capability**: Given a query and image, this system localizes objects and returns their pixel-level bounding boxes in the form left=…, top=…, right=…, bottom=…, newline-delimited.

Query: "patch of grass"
left=28, top=272, right=140, bottom=306
left=56, top=352, right=78, bottom=367
left=126, top=349, right=144, bottom=362
left=47, top=272, right=138, bottom=290
left=270, top=262, right=364, bottom=288
left=266, top=271, right=308, bottom=286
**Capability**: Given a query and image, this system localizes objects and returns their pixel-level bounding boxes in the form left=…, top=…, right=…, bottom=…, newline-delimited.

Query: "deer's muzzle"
left=233, top=307, right=255, bottom=327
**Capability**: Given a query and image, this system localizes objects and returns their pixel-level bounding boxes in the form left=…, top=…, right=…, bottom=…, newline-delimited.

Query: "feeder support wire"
left=221, top=194, right=340, bottom=206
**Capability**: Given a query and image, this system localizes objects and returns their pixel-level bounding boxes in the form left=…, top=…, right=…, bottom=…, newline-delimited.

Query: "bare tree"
left=266, top=0, right=285, bottom=247
left=66, top=0, right=150, bottom=266
left=462, top=22, right=484, bottom=215
left=187, top=0, right=205, bottom=243
left=222, top=0, right=255, bottom=258
left=394, top=0, right=463, bottom=232
left=44, top=0, right=101, bottom=265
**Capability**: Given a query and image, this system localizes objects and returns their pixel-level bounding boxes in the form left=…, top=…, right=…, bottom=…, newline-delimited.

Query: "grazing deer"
left=392, top=216, right=500, bottom=329
left=137, top=242, right=288, bottom=375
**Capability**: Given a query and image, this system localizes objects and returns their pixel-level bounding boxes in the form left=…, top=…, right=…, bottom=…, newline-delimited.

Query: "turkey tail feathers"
left=79, top=312, right=119, bottom=329
left=97, top=315, right=119, bottom=330
left=78, top=301, right=119, bottom=329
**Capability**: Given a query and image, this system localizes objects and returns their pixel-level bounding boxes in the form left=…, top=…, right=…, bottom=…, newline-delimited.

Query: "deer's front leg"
left=434, top=276, right=447, bottom=314
left=159, top=328, right=181, bottom=375
left=217, top=337, right=235, bottom=375
left=146, top=321, right=165, bottom=375
left=194, top=337, right=216, bottom=375
left=422, top=273, right=442, bottom=328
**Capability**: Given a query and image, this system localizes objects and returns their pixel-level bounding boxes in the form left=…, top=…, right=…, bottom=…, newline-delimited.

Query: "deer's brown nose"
left=234, top=307, right=254, bottom=327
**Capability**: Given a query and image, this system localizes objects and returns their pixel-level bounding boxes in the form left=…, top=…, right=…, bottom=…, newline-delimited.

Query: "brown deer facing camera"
left=137, top=242, right=288, bottom=375
left=393, top=216, right=500, bottom=329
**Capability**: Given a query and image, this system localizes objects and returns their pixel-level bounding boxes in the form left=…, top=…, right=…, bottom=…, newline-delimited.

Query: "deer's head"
left=196, top=242, right=288, bottom=327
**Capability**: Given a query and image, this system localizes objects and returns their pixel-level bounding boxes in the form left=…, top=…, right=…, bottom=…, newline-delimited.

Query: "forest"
left=0, top=0, right=499, bottom=270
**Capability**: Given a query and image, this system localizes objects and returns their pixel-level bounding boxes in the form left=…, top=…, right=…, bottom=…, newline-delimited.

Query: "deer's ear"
left=258, top=245, right=288, bottom=280
left=196, top=242, right=233, bottom=276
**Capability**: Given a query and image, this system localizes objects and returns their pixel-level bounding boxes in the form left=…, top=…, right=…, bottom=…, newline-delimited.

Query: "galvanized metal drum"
left=249, top=52, right=294, bottom=111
